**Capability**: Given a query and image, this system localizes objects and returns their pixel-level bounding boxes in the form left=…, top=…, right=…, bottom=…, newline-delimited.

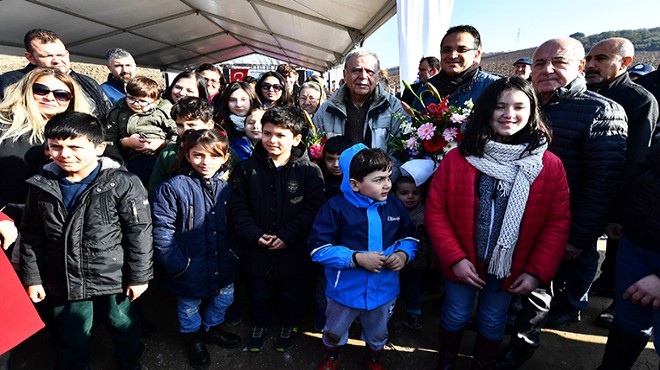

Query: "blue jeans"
left=177, top=284, right=234, bottom=333
left=614, top=235, right=660, bottom=354
left=551, top=241, right=600, bottom=313
left=323, top=298, right=396, bottom=350
left=441, top=274, right=513, bottom=340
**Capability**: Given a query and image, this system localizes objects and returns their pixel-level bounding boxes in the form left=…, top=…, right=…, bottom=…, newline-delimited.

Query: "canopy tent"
left=0, top=0, right=397, bottom=72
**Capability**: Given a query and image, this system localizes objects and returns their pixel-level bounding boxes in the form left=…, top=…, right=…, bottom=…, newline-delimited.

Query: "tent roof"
left=0, top=0, right=396, bottom=72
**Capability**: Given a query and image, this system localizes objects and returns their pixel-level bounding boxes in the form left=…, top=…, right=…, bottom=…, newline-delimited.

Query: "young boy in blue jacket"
left=308, top=144, right=418, bottom=370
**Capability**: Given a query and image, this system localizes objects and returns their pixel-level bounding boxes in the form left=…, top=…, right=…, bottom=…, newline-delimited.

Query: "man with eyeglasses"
left=0, top=29, right=110, bottom=119
left=313, top=49, right=406, bottom=176
left=494, top=37, right=628, bottom=370
left=413, top=25, right=499, bottom=110
left=101, top=48, right=137, bottom=104
left=400, top=56, right=440, bottom=106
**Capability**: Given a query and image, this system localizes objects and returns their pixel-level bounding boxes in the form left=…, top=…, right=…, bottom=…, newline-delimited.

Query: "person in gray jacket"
left=313, top=49, right=407, bottom=175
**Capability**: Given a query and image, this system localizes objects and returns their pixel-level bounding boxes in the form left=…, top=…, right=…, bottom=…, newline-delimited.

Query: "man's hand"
left=452, top=259, right=485, bottom=289
left=605, top=223, right=624, bottom=240
left=258, top=234, right=275, bottom=247
left=268, top=237, right=287, bottom=250
left=624, top=274, right=660, bottom=309
left=355, top=252, right=387, bottom=273
left=27, top=285, right=46, bottom=303
left=383, top=251, right=407, bottom=272
left=126, top=283, right=149, bottom=302
left=0, top=219, right=18, bottom=250
left=507, top=272, right=539, bottom=294
left=564, top=243, right=583, bottom=260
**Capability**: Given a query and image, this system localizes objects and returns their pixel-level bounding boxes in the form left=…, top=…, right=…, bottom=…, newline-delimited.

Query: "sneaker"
left=275, top=326, right=299, bottom=352
left=595, top=302, right=616, bottom=329
left=403, top=313, right=422, bottom=330
left=248, top=326, right=267, bottom=352
left=546, top=310, right=580, bottom=328
left=318, top=346, right=341, bottom=370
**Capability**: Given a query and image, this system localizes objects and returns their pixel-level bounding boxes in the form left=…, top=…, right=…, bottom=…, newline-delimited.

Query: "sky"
left=364, top=0, right=660, bottom=69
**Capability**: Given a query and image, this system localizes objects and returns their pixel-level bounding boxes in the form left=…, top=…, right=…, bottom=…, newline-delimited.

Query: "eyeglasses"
left=532, top=58, right=574, bottom=69
left=440, top=47, right=478, bottom=54
left=125, top=95, right=155, bottom=107
left=261, top=83, right=283, bottom=92
left=32, top=83, right=72, bottom=102
left=298, top=95, right=319, bottom=103
left=205, top=79, right=220, bottom=85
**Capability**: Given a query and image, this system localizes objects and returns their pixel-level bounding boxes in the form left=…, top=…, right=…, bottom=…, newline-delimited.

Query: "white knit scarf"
left=465, top=140, right=547, bottom=278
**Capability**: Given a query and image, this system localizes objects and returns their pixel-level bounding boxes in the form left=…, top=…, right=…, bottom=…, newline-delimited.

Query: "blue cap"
left=513, top=57, right=532, bottom=66
left=628, top=63, right=655, bottom=76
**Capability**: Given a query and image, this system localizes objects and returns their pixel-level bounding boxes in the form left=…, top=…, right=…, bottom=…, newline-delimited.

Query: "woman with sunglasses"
left=215, top=81, right=261, bottom=143
left=256, top=71, right=293, bottom=109
left=0, top=67, right=90, bottom=232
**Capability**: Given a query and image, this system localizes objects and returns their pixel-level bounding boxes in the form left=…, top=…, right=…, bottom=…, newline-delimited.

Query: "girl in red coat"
left=425, top=77, right=570, bottom=369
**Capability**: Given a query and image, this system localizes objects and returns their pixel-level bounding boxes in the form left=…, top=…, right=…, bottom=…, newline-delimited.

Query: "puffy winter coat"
left=231, top=141, right=325, bottom=278
left=152, top=171, right=239, bottom=298
left=425, top=149, right=570, bottom=288
left=543, top=76, right=627, bottom=249
left=20, top=158, right=153, bottom=300
left=308, top=144, right=418, bottom=309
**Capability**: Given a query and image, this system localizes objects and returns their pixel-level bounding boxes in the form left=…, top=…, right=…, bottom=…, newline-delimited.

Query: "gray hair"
left=105, top=48, right=133, bottom=63
left=343, top=49, right=380, bottom=72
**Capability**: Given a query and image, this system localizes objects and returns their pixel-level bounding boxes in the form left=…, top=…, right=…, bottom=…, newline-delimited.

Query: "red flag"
left=230, top=69, right=249, bottom=82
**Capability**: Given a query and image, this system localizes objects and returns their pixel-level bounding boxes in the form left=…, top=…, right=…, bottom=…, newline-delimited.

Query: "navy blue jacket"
left=152, top=171, right=239, bottom=298
left=543, top=76, right=627, bottom=249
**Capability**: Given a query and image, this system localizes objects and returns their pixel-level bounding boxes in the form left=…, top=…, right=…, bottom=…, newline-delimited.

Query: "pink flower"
left=443, top=127, right=459, bottom=141
left=309, top=143, right=324, bottom=160
left=405, top=137, right=418, bottom=149
left=417, top=123, right=435, bottom=140
left=450, top=113, right=468, bottom=123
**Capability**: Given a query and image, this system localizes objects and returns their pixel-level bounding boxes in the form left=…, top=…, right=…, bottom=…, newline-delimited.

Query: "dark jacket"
left=621, top=144, right=660, bottom=251
left=413, top=69, right=499, bottom=109
left=635, top=70, right=660, bottom=144
left=544, top=76, right=628, bottom=249
left=152, top=170, right=239, bottom=298
left=19, top=158, right=153, bottom=300
left=400, top=81, right=422, bottom=107
left=0, top=64, right=111, bottom=119
left=588, top=72, right=658, bottom=178
left=230, top=141, right=325, bottom=278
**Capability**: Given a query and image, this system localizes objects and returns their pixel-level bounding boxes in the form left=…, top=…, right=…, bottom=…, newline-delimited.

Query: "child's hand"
left=355, top=252, right=387, bottom=273
left=384, top=251, right=407, bottom=271
left=258, top=234, right=275, bottom=247
left=507, top=273, right=539, bottom=294
left=0, top=219, right=18, bottom=250
left=120, top=134, right=146, bottom=150
left=126, top=283, right=149, bottom=302
left=27, top=285, right=46, bottom=303
left=452, top=259, right=485, bottom=289
left=142, top=138, right=166, bottom=155
left=268, top=237, right=287, bottom=250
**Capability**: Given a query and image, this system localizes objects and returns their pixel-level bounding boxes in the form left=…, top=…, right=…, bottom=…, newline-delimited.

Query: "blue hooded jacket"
left=308, top=144, right=418, bottom=309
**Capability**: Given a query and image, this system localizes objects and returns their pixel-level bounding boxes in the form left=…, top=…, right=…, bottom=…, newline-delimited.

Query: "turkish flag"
left=230, top=69, right=249, bottom=82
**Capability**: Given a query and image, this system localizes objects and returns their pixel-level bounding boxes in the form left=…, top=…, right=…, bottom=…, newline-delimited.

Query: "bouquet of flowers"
left=303, top=111, right=326, bottom=163
left=390, top=81, right=473, bottom=164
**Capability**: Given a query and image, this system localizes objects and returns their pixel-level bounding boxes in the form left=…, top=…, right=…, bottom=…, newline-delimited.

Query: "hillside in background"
left=571, top=27, right=660, bottom=51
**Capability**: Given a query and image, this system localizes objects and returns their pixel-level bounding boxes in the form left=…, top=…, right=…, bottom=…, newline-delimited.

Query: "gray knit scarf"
left=465, top=140, right=547, bottom=278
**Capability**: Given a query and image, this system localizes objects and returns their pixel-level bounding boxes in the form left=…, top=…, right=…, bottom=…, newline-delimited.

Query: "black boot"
left=436, top=327, right=463, bottom=370
left=493, top=342, right=534, bottom=370
left=597, top=324, right=649, bottom=370
left=183, top=329, right=210, bottom=370
left=470, top=333, right=502, bottom=370
left=205, top=325, right=242, bottom=348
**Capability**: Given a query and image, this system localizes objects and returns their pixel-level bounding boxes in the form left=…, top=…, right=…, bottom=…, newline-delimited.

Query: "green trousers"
left=51, top=293, right=143, bottom=370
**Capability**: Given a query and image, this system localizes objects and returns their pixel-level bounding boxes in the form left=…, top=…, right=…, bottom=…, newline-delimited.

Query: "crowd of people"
left=0, top=23, right=659, bottom=370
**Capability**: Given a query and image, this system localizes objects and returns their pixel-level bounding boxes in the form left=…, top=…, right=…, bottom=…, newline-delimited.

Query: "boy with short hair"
left=231, top=106, right=325, bottom=352
left=20, top=111, right=153, bottom=370
left=147, top=96, right=215, bottom=195
left=105, top=76, right=176, bottom=185
left=320, top=135, right=354, bottom=200
left=308, top=144, right=418, bottom=370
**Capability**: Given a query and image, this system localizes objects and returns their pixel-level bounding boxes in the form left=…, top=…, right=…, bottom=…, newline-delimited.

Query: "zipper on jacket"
left=228, top=248, right=239, bottom=261
left=173, top=258, right=191, bottom=278
left=130, top=199, right=139, bottom=222
left=188, top=206, right=194, bottom=230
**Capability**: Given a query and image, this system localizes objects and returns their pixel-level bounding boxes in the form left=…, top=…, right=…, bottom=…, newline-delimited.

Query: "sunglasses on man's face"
left=32, top=83, right=73, bottom=102
left=261, top=83, right=283, bottom=92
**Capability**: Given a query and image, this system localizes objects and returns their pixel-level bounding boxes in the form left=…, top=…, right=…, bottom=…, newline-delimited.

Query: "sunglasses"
left=32, top=83, right=73, bottom=102
left=261, top=83, right=283, bottom=92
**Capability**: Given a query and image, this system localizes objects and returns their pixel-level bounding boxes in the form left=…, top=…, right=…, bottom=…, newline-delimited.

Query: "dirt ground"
left=7, top=243, right=659, bottom=370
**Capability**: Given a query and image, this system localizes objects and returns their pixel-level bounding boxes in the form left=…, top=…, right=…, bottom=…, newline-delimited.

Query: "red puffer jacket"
left=425, top=149, right=570, bottom=289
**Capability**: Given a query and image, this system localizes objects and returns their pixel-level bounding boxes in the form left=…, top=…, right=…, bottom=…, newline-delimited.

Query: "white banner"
left=396, top=0, right=454, bottom=88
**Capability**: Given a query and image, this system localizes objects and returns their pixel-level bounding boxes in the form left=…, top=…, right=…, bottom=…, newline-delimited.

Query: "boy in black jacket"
left=231, top=106, right=325, bottom=353
left=20, top=112, right=153, bottom=370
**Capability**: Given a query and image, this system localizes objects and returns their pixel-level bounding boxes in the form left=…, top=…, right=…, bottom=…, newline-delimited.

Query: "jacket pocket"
left=173, top=257, right=191, bottom=278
